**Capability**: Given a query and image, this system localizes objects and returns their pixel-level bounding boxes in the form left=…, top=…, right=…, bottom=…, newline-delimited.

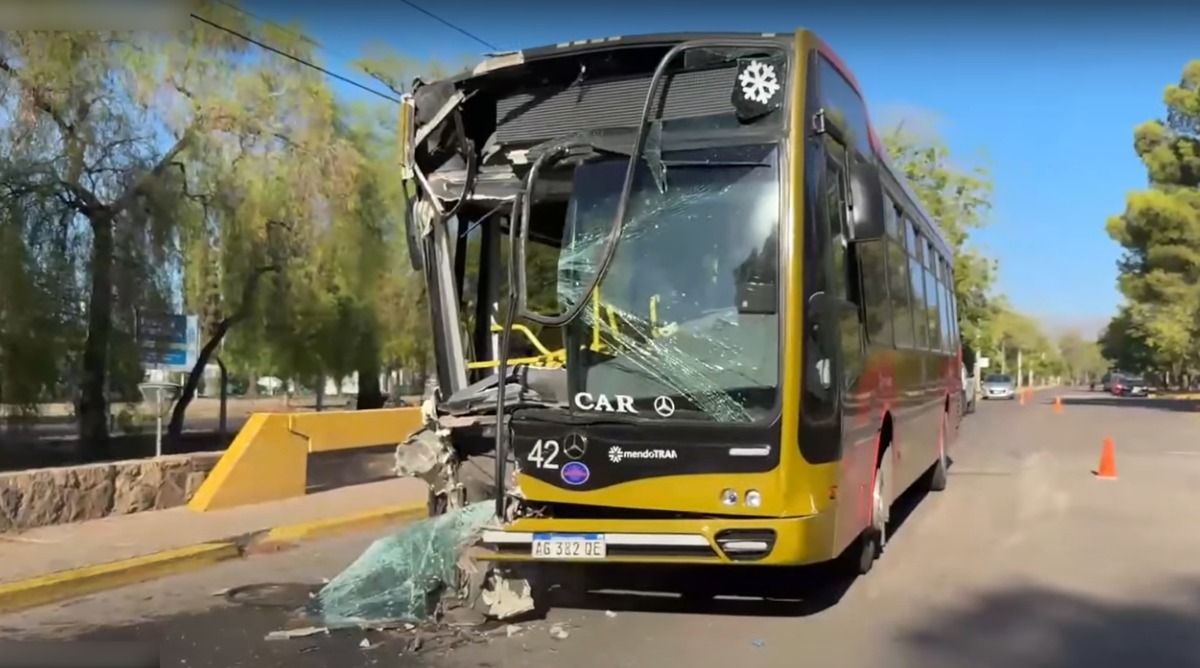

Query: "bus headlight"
left=744, top=490, right=762, bottom=508
left=720, top=489, right=738, bottom=506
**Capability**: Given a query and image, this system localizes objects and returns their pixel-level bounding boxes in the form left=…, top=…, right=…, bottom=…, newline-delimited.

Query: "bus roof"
left=441, top=30, right=953, bottom=259
left=469, top=32, right=795, bottom=75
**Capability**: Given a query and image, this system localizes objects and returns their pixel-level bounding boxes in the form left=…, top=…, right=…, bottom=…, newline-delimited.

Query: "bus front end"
left=403, top=30, right=870, bottom=572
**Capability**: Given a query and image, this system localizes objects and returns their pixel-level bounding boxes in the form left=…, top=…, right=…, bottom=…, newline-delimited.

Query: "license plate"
left=531, top=533, right=606, bottom=560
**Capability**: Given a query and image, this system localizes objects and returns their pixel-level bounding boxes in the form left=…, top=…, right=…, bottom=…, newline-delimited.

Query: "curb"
left=259, top=502, right=429, bottom=548
left=0, top=503, right=429, bottom=615
left=0, top=542, right=240, bottom=615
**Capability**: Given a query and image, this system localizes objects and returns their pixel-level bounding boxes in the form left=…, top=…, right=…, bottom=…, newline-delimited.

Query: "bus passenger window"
left=887, top=237, right=914, bottom=348
left=908, top=227, right=929, bottom=349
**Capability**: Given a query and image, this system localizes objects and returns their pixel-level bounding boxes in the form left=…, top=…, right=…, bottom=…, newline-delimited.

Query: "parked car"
left=1100, top=372, right=1115, bottom=392
left=1112, top=374, right=1149, bottom=397
left=981, top=373, right=1016, bottom=400
left=961, top=365, right=976, bottom=414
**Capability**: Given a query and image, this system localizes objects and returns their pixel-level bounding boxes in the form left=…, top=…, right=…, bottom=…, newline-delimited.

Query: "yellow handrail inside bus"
left=466, top=322, right=566, bottom=370
left=649, top=294, right=660, bottom=337
left=493, top=322, right=555, bottom=357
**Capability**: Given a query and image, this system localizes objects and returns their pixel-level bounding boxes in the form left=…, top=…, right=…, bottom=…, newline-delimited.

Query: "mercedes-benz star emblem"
left=563, top=432, right=588, bottom=459
left=653, top=395, right=675, bottom=418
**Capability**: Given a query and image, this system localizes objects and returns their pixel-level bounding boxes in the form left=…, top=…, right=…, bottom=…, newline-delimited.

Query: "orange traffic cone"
left=1053, top=396, right=1064, bottom=414
left=1095, top=436, right=1118, bottom=479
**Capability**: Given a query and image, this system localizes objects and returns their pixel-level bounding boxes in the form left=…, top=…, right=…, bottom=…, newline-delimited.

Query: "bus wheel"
left=852, top=453, right=891, bottom=575
left=928, top=418, right=949, bottom=492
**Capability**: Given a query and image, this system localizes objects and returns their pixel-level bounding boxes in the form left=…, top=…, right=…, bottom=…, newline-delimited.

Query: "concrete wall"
left=0, top=453, right=221, bottom=532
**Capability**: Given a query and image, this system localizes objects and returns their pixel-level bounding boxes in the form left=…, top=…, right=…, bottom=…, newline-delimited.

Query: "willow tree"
left=169, top=15, right=373, bottom=436
left=0, top=13, right=261, bottom=455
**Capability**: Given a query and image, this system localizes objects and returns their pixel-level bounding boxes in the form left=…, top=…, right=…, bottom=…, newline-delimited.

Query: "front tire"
left=852, top=450, right=892, bottom=575
left=928, top=417, right=949, bottom=492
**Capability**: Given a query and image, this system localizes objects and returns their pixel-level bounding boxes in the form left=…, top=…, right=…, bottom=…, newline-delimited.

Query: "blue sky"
left=244, top=0, right=1200, bottom=338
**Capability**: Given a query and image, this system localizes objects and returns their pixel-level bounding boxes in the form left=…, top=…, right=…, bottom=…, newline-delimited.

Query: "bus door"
left=807, top=129, right=877, bottom=544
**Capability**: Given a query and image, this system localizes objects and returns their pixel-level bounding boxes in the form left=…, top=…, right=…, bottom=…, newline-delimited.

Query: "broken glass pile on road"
left=310, top=501, right=494, bottom=626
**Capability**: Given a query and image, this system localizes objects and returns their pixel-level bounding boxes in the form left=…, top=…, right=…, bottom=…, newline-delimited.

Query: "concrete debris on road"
left=549, top=623, right=570, bottom=640
left=264, top=626, right=329, bottom=641
left=480, top=569, right=536, bottom=620
left=605, top=610, right=617, bottom=618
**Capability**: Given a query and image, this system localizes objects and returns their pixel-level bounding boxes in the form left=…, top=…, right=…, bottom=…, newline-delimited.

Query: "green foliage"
left=1099, top=306, right=1155, bottom=373
left=1058, top=331, right=1108, bottom=382
left=0, top=6, right=459, bottom=435
left=1105, top=59, right=1200, bottom=378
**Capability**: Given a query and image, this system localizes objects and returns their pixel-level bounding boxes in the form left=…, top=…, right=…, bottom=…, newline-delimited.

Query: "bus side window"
left=907, top=221, right=929, bottom=349
left=887, top=204, right=914, bottom=349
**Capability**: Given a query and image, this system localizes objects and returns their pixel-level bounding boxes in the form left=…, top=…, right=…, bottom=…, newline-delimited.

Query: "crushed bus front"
left=400, top=27, right=952, bottom=577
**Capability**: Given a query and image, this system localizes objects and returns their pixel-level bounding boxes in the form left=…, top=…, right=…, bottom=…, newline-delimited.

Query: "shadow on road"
left=539, top=468, right=936, bottom=619
left=898, top=580, right=1200, bottom=667
left=1060, top=396, right=1200, bottom=413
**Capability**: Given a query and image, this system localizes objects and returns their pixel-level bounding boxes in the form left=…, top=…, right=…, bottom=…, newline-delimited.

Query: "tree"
left=1099, top=306, right=1155, bottom=374
left=1105, top=59, right=1200, bottom=380
left=0, top=22, right=254, bottom=455
left=1058, top=331, right=1107, bottom=384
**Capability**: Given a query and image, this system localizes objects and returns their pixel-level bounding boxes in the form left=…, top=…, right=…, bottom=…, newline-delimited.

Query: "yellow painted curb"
left=0, top=542, right=239, bottom=614
left=261, top=502, right=429, bottom=546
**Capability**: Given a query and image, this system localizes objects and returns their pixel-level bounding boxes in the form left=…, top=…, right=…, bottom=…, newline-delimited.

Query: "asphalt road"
left=3, top=390, right=1200, bottom=667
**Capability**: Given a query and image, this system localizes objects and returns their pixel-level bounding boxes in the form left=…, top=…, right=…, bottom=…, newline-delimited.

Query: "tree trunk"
left=78, top=216, right=114, bottom=460
left=166, top=267, right=277, bottom=444
left=356, top=369, right=385, bottom=410
left=167, top=320, right=229, bottom=444
left=216, top=355, right=228, bottom=437
left=355, top=326, right=385, bottom=410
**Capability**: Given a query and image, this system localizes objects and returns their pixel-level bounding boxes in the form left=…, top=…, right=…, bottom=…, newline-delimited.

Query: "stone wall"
left=0, top=453, right=221, bottom=532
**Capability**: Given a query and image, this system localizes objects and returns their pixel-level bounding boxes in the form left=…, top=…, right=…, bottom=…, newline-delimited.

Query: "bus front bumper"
left=470, top=513, right=837, bottom=567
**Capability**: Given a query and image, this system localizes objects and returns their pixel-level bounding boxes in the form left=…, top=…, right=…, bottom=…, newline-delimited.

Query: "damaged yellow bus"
left=400, top=29, right=963, bottom=579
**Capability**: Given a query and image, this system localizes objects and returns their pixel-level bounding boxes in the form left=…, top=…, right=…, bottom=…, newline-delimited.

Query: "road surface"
left=3, top=391, right=1199, bottom=667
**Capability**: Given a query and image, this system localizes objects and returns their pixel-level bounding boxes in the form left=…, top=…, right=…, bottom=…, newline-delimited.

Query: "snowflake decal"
left=608, top=446, right=623, bottom=463
left=738, top=60, right=780, bottom=105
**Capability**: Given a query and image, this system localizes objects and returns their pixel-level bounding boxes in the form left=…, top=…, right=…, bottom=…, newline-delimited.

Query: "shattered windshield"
left=559, top=143, right=780, bottom=423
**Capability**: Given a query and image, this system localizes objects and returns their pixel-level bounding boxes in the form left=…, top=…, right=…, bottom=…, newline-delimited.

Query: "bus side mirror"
left=848, top=158, right=885, bottom=242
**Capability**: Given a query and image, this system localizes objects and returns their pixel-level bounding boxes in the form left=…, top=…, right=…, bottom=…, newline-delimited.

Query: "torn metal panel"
left=394, top=399, right=463, bottom=512
left=426, top=211, right=469, bottom=395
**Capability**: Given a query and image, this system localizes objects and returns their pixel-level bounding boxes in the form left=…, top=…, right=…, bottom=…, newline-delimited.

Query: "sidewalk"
left=1, top=477, right=428, bottom=585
